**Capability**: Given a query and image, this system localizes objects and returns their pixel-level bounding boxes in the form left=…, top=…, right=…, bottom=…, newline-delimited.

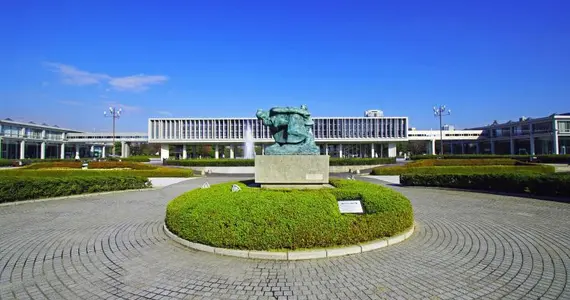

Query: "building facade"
left=1, top=111, right=569, bottom=160
left=147, top=116, right=408, bottom=159
left=468, top=114, right=570, bottom=155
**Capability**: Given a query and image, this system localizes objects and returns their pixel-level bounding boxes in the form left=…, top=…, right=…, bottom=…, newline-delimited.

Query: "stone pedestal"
left=255, top=155, right=329, bottom=188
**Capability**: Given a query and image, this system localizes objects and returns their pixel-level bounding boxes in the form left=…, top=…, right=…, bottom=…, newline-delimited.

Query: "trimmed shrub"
left=0, top=176, right=149, bottom=203
left=117, top=156, right=154, bottom=162
left=407, top=158, right=531, bottom=167
left=0, top=160, right=13, bottom=167
left=165, top=159, right=255, bottom=167
left=165, top=179, right=413, bottom=251
left=410, top=154, right=570, bottom=164
left=400, top=173, right=570, bottom=197
left=25, top=161, right=156, bottom=170
left=329, top=157, right=396, bottom=165
left=165, top=157, right=396, bottom=167
left=371, top=165, right=555, bottom=175
left=0, top=167, right=193, bottom=178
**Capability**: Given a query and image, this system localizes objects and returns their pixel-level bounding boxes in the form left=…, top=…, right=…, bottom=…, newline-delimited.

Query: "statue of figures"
left=256, top=105, right=320, bottom=155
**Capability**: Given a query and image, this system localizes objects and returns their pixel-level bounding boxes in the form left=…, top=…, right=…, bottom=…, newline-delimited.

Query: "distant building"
left=364, top=109, right=383, bottom=117
left=442, top=124, right=455, bottom=131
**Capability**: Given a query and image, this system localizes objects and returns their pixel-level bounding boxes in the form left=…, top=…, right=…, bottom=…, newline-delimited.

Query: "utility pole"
left=104, top=107, right=122, bottom=156
left=433, top=105, right=451, bottom=155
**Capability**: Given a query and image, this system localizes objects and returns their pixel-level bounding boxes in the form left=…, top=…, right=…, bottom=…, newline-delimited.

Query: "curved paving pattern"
left=0, top=177, right=569, bottom=300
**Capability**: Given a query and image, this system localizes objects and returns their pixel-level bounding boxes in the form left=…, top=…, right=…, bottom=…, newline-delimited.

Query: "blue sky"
left=1, top=0, right=569, bottom=132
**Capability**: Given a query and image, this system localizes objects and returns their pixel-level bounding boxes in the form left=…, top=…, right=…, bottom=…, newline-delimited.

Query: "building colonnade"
left=0, top=139, right=138, bottom=160
left=159, top=143, right=398, bottom=160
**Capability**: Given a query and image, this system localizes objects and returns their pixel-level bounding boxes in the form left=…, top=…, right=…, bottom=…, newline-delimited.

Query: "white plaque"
left=338, top=200, right=364, bottom=214
left=306, top=173, right=324, bottom=180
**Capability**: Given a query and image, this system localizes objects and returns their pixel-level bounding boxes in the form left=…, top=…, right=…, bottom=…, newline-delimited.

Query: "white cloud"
left=157, top=110, right=173, bottom=116
left=44, top=62, right=168, bottom=92
left=109, top=74, right=168, bottom=92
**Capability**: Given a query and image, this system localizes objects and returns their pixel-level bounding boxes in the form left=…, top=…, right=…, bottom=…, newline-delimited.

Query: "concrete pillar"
left=124, top=143, right=130, bottom=158
left=388, top=143, right=397, bottom=158
left=491, top=141, right=495, bottom=154
left=121, top=142, right=126, bottom=158
left=370, top=143, right=375, bottom=158
left=230, top=145, right=234, bottom=159
left=90, top=145, right=95, bottom=157
left=461, top=143, right=465, bottom=154
left=182, top=144, right=187, bottom=159
left=60, top=144, right=65, bottom=159
left=510, top=139, right=515, bottom=155
left=20, top=140, right=25, bottom=159
left=475, top=143, right=480, bottom=154
left=41, top=142, right=46, bottom=159
left=102, top=145, right=106, bottom=158
left=75, top=145, right=80, bottom=160
left=553, top=120, right=559, bottom=154
left=325, top=144, right=329, bottom=156
left=215, top=144, right=219, bottom=159
left=529, top=124, right=535, bottom=155
left=431, top=139, right=436, bottom=155
left=450, top=142, right=454, bottom=154
left=160, top=144, right=170, bottom=160
left=339, top=144, right=343, bottom=158
left=261, top=144, right=265, bottom=155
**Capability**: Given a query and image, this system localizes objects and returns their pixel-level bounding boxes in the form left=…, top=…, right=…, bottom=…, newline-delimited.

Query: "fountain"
left=243, top=123, right=255, bottom=159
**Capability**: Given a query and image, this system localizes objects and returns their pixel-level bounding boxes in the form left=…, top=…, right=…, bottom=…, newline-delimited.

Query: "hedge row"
left=0, top=167, right=193, bottom=178
left=0, top=176, right=149, bottom=203
left=371, top=165, right=555, bottom=175
left=400, top=173, right=570, bottom=197
left=329, top=157, right=396, bottom=165
left=108, top=156, right=154, bottom=162
left=410, top=154, right=570, bottom=164
left=25, top=161, right=156, bottom=170
left=406, top=158, right=532, bottom=167
left=0, top=160, right=12, bottom=167
left=166, top=179, right=413, bottom=250
left=165, top=157, right=396, bottom=167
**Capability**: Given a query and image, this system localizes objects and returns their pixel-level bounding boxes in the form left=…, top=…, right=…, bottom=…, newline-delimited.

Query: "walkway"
left=0, top=176, right=568, bottom=300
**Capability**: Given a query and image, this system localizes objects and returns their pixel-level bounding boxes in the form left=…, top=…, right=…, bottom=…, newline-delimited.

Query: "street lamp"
left=433, top=105, right=451, bottom=155
left=104, top=107, right=122, bottom=156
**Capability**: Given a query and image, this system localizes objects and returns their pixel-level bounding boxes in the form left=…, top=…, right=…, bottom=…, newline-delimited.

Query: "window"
left=559, top=121, right=570, bottom=133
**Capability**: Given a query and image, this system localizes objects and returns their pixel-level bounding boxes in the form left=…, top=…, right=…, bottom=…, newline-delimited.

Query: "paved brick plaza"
left=0, top=177, right=568, bottom=300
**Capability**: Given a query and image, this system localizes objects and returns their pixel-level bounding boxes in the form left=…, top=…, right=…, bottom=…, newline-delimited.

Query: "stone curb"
left=163, top=223, right=416, bottom=261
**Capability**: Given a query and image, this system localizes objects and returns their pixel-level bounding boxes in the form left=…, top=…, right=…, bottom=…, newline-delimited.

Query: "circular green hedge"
left=165, top=179, right=414, bottom=251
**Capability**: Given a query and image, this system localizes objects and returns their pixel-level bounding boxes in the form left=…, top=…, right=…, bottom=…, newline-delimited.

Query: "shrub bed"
left=111, top=156, right=154, bottom=162
left=25, top=161, right=156, bottom=170
left=400, top=174, right=570, bottom=197
left=166, top=179, right=413, bottom=251
left=410, top=154, right=570, bottom=164
left=0, top=176, right=149, bottom=203
left=371, top=165, right=554, bottom=175
left=0, top=167, right=193, bottom=178
left=407, top=158, right=531, bottom=167
left=165, top=157, right=396, bottom=167
left=329, top=157, right=396, bottom=165
left=166, top=159, right=255, bottom=167
left=0, top=160, right=13, bottom=167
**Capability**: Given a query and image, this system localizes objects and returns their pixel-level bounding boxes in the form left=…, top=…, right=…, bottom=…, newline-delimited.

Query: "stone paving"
left=0, top=176, right=569, bottom=300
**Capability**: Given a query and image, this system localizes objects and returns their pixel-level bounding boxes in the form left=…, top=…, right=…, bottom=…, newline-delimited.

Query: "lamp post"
left=104, top=107, right=122, bottom=156
left=433, top=105, right=451, bottom=155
